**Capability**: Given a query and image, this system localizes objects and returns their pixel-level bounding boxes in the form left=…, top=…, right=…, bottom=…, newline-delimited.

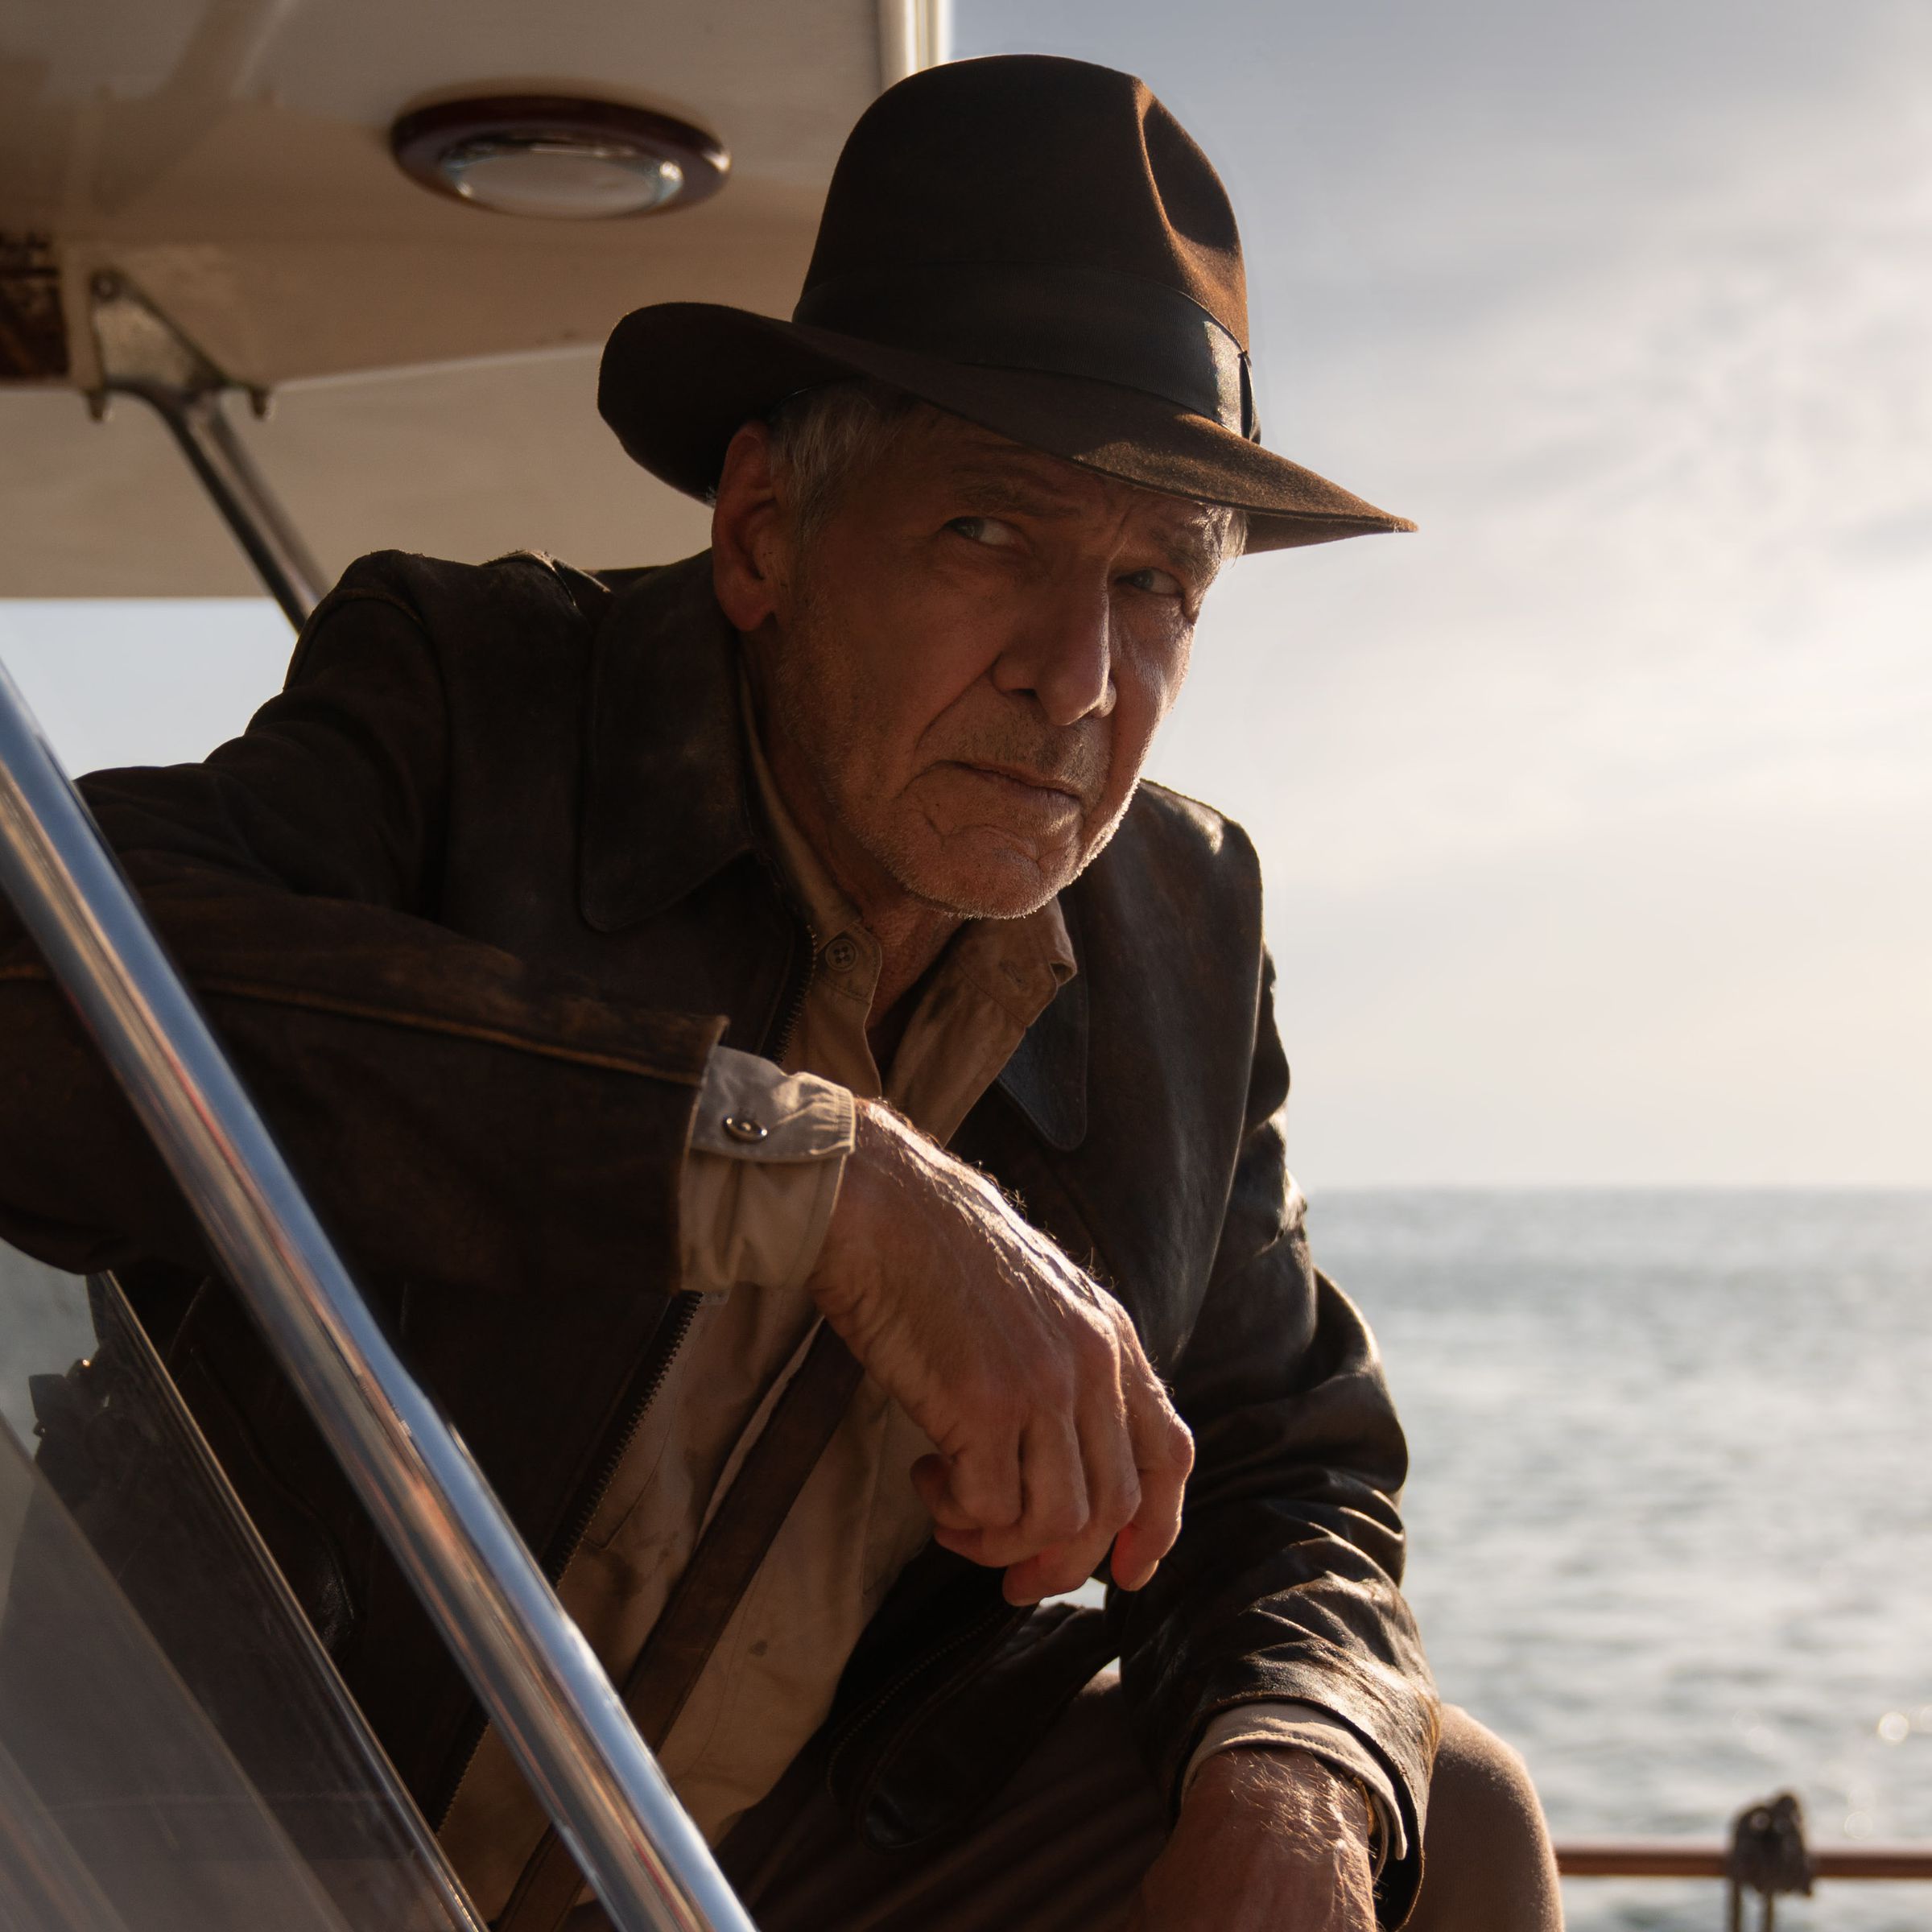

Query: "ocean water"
left=1315, top=1189, right=1932, bottom=1932
left=6, top=1191, right=1930, bottom=1929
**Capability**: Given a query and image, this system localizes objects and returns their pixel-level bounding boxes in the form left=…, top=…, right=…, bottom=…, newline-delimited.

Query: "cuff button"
left=722, top=1113, right=770, bottom=1144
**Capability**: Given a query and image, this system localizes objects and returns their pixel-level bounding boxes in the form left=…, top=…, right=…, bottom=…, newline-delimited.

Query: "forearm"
left=1186, top=1706, right=1399, bottom=1876
left=1109, top=1199, right=1436, bottom=1921
left=1118, top=1503, right=1435, bottom=1836
left=1132, top=1746, right=1377, bottom=1932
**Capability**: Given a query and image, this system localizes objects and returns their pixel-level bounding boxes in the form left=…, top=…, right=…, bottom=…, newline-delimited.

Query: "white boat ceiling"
left=0, top=0, right=915, bottom=596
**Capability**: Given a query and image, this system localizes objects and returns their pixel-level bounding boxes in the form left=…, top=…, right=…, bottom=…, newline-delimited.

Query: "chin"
left=890, top=835, right=1077, bottom=920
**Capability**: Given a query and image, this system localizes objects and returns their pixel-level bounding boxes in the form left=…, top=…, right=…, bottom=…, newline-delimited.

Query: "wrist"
left=1157, top=1747, right=1378, bottom=1930
left=1190, top=1746, right=1375, bottom=1856
left=807, top=1098, right=907, bottom=1322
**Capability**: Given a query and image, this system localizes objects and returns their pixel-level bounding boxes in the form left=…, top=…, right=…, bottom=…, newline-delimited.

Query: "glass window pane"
left=0, top=1246, right=482, bottom=1932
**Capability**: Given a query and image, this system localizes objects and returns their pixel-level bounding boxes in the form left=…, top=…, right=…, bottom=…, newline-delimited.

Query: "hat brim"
left=598, top=303, right=1414, bottom=555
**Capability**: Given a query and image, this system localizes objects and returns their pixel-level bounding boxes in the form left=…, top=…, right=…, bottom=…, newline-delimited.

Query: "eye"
left=1121, top=566, right=1184, bottom=597
left=945, top=514, right=1021, bottom=548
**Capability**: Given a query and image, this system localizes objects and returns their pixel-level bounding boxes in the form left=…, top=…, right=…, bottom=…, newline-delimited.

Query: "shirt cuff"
left=679, top=1046, right=856, bottom=1297
left=1181, top=1702, right=1403, bottom=1877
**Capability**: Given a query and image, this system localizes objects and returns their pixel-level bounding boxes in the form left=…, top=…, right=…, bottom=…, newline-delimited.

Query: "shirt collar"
left=737, top=673, right=1077, bottom=1019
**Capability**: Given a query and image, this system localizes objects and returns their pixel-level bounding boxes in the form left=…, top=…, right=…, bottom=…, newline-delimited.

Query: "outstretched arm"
left=0, top=565, right=714, bottom=1301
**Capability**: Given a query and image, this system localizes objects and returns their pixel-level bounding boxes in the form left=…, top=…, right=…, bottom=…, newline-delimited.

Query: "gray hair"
left=764, top=381, right=931, bottom=539
left=762, top=380, right=1247, bottom=567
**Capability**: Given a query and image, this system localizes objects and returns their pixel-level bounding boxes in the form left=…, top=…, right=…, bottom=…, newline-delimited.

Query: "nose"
left=989, top=573, right=1117, bottom=727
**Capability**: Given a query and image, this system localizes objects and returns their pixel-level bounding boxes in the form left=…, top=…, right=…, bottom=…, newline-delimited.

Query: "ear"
left=711, top=421, right=790, bottom=632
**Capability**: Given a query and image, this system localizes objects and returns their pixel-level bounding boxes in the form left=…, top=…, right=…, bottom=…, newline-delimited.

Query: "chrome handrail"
left=0, top=660, right=753, bottom=1932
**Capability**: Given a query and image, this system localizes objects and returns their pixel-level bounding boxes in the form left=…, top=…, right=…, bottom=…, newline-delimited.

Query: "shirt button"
left=823, top=935, right=859, bottom=973
left=721, top=1114, right=769, bottom=1145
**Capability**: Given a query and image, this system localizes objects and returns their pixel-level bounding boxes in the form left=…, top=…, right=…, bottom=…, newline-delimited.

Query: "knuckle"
left=993, top=1393, right=1034, bottom=1438
left=1071, top=1327, right=1116, bottom=1381
left=1034, top=1502, right=1088, bottom=1545
left=1088, top=1447, right=1136, bottom=1507
left=965, top=1375, right=1024, bottom=1431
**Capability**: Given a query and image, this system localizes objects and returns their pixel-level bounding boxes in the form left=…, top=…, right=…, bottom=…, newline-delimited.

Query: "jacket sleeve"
left=1107, top=954, right=1439, bottom=1926
left=0, top=566, right=719, bottom=1302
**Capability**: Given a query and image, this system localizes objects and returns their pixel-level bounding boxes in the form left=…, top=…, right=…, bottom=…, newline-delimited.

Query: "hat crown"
left=597, top=52, right=1411, bottom=551
left=799, top=55, right=1249, bottom=350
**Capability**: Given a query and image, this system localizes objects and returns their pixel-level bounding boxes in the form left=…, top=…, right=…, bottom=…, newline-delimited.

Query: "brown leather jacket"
left=0, top=550, right=1438, bottom=1918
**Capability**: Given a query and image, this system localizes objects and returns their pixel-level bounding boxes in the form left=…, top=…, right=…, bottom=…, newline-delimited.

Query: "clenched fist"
left=808, top=1096, right=1193, bottom=1603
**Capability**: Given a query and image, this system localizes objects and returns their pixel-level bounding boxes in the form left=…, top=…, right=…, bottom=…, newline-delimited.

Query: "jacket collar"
left=993, top=896, right=1088, bottom=1150
left=577, top=548, right=1088, bottom=1150
left=580, top=553, right=758, bottom=931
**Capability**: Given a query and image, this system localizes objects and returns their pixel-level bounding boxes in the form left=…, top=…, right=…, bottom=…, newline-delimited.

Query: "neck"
left=749, top=693, right=962, bottom=1027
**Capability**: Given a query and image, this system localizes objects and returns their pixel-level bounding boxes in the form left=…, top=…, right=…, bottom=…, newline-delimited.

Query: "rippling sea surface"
left=1315, top=1189, right=1932, bottom=1932
left=6, top=1191, right=1930, bottom=1929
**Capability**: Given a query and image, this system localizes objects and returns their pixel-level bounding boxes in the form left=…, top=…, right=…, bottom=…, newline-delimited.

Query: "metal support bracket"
left=87, top=270, right=328, bottom=628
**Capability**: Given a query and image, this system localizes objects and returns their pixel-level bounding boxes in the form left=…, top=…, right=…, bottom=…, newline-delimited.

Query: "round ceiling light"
left=390, top=95, right=729, bottom=220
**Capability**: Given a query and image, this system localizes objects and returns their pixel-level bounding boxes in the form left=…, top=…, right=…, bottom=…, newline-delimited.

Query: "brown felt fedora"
left=599, top=55, right=1413, bottom=554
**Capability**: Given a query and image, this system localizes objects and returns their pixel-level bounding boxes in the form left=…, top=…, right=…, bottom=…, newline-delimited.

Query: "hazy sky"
left=2, top=0, right=1927, bottom=1186
left=964, top=0, right=1932, bottom=1188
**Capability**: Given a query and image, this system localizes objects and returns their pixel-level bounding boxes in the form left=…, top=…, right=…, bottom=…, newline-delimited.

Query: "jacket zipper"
left=541, top=1288, right=705, bottom=1587
left=764, top=899, right=818, bottom=1066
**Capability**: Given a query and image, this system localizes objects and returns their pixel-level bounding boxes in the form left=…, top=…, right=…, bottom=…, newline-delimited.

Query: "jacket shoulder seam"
left=196, top=978, right=719, bottom=1086
left=1137, top=777, right=1232, bottom=828
left=0, top=961, right=717, bottom=1084
left=1126, top=781, right=1261, bottom=888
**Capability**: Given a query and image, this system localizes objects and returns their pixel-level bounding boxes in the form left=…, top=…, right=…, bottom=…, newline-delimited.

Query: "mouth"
left=948, top=760, right=1086, bottom=803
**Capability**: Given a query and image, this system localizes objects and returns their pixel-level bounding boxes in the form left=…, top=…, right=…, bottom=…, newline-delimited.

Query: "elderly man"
left=0, top=54, right=1559, bottom=1932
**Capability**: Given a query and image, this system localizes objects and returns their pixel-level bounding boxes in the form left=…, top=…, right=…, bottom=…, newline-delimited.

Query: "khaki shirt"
left=439, top=710, right=1074, bottom=1912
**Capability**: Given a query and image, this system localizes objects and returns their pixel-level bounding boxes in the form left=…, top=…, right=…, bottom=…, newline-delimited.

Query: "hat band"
left=793, top=262, right=1259, bottom=442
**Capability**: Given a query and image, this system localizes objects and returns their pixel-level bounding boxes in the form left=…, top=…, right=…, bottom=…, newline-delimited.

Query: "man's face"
left=727, top=411, right=1228, bottom=919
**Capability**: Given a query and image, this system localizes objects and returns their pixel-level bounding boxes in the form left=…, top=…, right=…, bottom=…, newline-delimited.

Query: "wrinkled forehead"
left=896, top=415, right=1236, bottom=570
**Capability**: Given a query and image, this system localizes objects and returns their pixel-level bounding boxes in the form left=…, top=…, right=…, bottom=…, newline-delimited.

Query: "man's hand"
left=807, top=1097, right=1193, bottom=1603
left=1126, top=1748, right=1377, bottom=1932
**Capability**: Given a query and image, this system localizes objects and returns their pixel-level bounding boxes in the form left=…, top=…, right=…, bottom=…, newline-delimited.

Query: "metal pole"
left=0, top=659, right=754, bottom=1932
left=134, top=386, right=330, bottom=629
left=1557, top=1841, right=1932, bottom=1881
left=86, top=268, right=329, bottom=629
